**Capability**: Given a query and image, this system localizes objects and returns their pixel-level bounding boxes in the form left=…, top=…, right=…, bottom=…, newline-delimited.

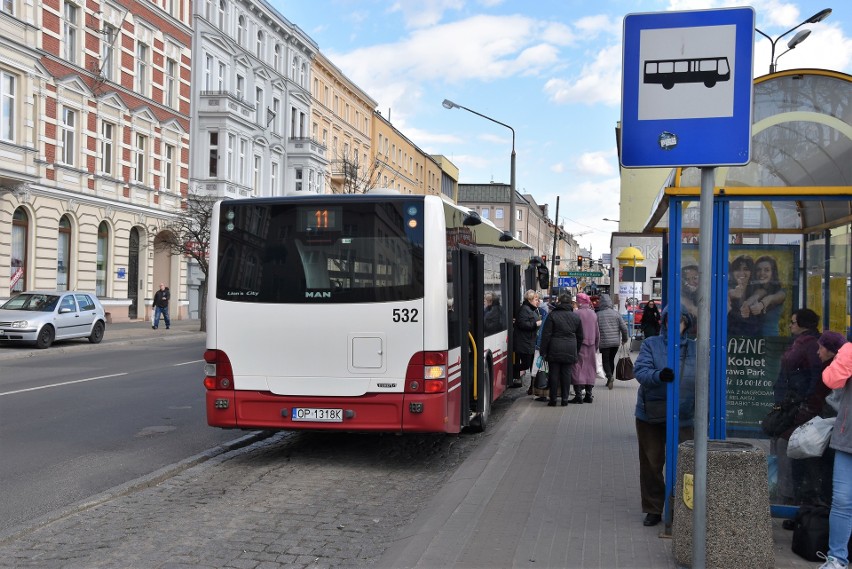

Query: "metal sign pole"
left=692, top=166, right=714, bottom=569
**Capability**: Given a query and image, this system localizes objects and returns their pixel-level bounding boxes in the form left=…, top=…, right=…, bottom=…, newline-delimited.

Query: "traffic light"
left=577, top=255, right=584, bottom=268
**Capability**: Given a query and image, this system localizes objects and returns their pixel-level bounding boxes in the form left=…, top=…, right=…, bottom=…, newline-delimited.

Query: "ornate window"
left=96, top=221, right=109, bottom=296
left=57, top=216, right=72, bottom=291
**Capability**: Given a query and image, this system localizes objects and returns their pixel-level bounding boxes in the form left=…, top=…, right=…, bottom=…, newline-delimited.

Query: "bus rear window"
left=215, top=200, right=425, bottom=303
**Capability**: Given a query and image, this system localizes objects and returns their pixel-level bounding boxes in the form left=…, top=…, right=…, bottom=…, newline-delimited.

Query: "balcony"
left=197, top=90, right=255, bottom=125
left=287, top=137, right=328, bottom=165
left=192, top=180, right=253, bottom=200
left=329, top=159, right=358, bottom=182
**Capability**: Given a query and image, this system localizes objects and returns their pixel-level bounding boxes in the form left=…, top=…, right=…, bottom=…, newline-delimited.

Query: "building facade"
left=0, top=0, right=192, bottom=322
left=190, top=0, right=324, bottom=200
left=310, top=52, right=375, bottom=194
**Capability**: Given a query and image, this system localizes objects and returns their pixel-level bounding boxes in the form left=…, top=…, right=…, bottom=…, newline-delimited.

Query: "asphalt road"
left=0, top=335, right=242, bottom=534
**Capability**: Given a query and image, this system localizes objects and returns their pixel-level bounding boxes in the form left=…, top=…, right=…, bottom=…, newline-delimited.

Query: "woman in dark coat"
left=772, top=308, right=823, bottom=504
left=640, top=300, right=661, bottom=338
left=513, top=289, right=541, bottom=387
left=539, top=293, right=584, bottom=406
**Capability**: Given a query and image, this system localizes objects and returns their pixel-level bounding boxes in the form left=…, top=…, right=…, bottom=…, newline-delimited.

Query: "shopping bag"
left=787, top=416, right=835, bottom=459
left=534, top=364, right=548, bottom=390
left=615, top=344, right=634, bottom=381
left=533, top=357, right=549, bottom=398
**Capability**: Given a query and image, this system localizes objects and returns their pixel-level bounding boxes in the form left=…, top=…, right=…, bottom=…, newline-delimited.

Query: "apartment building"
left=190, top=0, right=324, bottom=199
left=372, top=110, right=442, bottom=195
left=457, top=183, right=578, bottom=268
left=0, top=0, right=192, bottom=322
left=310, top=52, right=376, bottom=194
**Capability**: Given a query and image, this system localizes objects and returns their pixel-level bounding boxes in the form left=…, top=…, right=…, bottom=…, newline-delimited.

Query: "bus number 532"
left=392, top=308, right=418, bottom=323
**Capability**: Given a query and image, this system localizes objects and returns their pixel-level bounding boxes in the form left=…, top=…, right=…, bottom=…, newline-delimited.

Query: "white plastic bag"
left=787, top=416, right=836, bottom=459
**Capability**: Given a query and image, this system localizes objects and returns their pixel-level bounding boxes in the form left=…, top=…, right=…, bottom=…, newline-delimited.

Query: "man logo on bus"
left=643, top=56, right=730, bottom=90
left=305, top=291, right=332, bottom=298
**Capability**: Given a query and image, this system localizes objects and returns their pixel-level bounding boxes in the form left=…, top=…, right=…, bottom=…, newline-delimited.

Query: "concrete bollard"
left=673, top=439, right=774, bottom=568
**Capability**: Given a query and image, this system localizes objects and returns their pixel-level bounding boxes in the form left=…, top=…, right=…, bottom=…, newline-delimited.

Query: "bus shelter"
left=642, top=69, right=852, bottom=523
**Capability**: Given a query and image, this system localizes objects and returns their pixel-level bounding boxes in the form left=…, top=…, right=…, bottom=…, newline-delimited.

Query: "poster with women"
left=723, top=246, right=798, bottom=431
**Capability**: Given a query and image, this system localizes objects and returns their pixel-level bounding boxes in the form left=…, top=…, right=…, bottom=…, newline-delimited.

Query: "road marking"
left=173, top=359, right=203, bottom=366
left=0, top=373, right=128, bottom=397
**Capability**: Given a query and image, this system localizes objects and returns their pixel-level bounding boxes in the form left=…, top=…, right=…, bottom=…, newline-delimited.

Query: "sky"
left=274, top=0, right=852, bottom=257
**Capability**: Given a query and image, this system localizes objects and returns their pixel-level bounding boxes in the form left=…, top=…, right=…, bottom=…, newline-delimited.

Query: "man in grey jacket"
left=596, top=294, right=629, bottom=389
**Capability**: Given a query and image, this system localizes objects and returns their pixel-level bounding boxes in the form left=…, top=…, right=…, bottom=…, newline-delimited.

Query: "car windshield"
left=0, top=293, right=60, bottom=312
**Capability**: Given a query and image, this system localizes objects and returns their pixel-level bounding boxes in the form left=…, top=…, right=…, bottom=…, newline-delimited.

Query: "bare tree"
left=158, top=195, right=217, bottom=332
left=334, top=156, right=391, bottom=194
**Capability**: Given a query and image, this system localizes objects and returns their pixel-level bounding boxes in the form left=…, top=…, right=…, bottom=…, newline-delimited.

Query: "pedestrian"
left=819, top=335, right=852, bottom=569
left=781, top=331, right=844, bottom=506
left=568, top=292, right=599, bottom=403
left=597, top=293, right=629, bottom=389
left=484, top=294, right=504, bottom=336
left=633, top=308, right=696, bottom=527
left=152, top=282, right=171, bottom=330
left=539, top=292, right=584, bottom=407
left=640, top=300, right=661, bottom=338
left=513, top=289, right=541, bottom=388
left=771, top=308, right=822, bottom=505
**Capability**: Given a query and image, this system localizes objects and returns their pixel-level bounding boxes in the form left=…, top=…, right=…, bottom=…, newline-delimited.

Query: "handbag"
left=787, top=416, right=835, bottom=459
left=615, top=344, right=634, bottom=380
left=760, top=397, right=800, bottom=437
left=533, top=356, right=549, bottom=398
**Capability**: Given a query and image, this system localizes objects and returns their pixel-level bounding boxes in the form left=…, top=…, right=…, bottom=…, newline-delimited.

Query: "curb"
left=0, top=430, right=274, bottom=546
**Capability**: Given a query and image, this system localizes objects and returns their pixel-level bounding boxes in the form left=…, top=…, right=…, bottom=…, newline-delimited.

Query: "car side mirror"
left=59, top=307, right=72, bottom=314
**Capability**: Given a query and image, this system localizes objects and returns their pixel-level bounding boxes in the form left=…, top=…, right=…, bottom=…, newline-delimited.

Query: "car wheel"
left=88, top=321, right=105, bottom=344
left=36, top=325, right=55, bottom=349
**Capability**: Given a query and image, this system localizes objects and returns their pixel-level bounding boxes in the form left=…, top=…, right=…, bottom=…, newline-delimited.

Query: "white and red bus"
left=204, top=191, right=536, bottom=433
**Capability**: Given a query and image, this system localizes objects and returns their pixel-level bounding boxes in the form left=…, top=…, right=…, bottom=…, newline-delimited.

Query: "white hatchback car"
left=0, top=291, right=107, bottom=349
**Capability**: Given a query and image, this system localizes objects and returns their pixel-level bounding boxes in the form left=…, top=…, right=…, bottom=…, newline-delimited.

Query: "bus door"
left=452, top=248, right=487, bottom=431
left=505, top=261, right=521, bottom=384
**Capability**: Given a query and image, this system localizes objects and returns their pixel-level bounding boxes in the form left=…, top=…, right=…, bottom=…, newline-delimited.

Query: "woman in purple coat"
left=570, top=293, right=601, bottom=403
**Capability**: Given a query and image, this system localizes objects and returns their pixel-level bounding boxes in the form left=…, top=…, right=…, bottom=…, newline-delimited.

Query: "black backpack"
left=791, top=504, right=852, bottom=561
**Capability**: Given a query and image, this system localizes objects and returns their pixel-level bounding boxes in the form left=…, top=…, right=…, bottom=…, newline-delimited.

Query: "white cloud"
left=575, top=150, right=618, bottom=176
left=550, top=163, right=566, bottom=174
left=388, top=0, right=464, bottom=29
left=327, top=13, right=580, bottom=122
left=543, top=44, right=623, bottom=106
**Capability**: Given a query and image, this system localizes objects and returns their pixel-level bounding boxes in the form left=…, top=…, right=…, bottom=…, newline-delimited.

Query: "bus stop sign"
left=620, top=7, right=754, bottom=168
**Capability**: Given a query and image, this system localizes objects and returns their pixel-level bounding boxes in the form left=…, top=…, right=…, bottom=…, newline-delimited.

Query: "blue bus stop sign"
left=620, top=7, right=755, bottom=168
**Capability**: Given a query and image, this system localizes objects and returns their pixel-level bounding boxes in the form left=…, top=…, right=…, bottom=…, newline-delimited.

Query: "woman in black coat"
left=539, top=293, right=584, bottom=406
left=513, top=289, right=541, bottom=386
left=641, top=300, right=661, bottom=338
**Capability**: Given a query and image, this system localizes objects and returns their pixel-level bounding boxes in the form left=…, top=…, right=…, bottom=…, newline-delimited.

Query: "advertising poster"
left=722, top=245, right=798, bottom=430
left=680, top=244, right=798, bottom=431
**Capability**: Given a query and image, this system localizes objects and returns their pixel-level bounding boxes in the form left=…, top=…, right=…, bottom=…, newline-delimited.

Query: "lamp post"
left=756, top=8, right=831, bottom=73
left=442, top=99, right=516, bottom=237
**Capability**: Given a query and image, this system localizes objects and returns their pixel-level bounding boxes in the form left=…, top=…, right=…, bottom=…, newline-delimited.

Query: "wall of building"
left=0, top=0, right=192, bottom=322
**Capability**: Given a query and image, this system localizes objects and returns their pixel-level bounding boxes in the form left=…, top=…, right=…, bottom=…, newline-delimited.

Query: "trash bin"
left=673, top=439, right=773, bottom=568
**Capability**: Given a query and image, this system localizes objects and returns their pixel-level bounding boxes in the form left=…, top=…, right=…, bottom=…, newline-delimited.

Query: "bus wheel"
left=704, top=80, right=716, bottom=88
left=468, top=364, right=492, bottom=433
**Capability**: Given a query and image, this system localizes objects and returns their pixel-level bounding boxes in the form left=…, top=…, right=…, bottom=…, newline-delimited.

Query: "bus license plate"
left=291, top=408, right=343, bottom=422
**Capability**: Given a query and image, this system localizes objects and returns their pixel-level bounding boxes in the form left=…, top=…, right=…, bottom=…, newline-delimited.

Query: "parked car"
left=0, top=291, right=106, bottom=349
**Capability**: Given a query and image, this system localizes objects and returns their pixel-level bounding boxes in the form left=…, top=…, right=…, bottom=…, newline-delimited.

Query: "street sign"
left=620, top=7, right=755, bottom=168
left=557, top=277, right=578, bottom=287
left=564, top=271, right=603, bottom=278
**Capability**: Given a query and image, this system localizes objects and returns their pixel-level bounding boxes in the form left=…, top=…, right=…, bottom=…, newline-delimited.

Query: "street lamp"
left=756, top=8, right=831, bottom=73
left=602, top=218, right=619, bottom=223
left=442, top=98, right=516, bottom=237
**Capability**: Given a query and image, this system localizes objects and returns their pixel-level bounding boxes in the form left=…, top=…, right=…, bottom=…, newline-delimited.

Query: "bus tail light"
left=406, top=351, right=447, bottom=393
left=204, top=349, right=234, bottom=391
